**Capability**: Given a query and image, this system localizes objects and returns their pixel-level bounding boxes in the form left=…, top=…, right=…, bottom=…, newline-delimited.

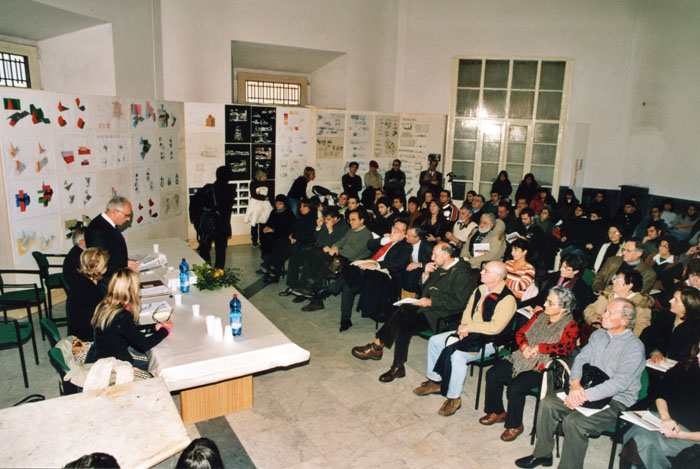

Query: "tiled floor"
left=1, top=243, right=614, bottom=468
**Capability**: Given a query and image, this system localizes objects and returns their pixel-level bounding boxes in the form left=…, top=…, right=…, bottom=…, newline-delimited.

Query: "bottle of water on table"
left=230, top=293, right=242, bottom=336
left=179, top=258, right=190, bottom=293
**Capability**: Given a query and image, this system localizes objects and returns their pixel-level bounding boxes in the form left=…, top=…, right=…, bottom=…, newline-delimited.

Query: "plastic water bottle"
left=230, top=294, right=242, bottom=336
left=179, top=258, right=190, bottom=293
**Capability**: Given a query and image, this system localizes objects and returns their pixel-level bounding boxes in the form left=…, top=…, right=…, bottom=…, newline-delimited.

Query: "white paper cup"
left=213, top=318, right=223, bottom=340
left=169, top=279, right=178, bottom=292
left=205, top=315, right=215, bottom=335
left=168, top=266, right=174, bottom=272
left=153, top=243, right=159, bottom=253
left=223, top=325, right=233, bottom=343
left=192, top=304, right=200, bottom=317
left=174, top=293, right=182, bottom=306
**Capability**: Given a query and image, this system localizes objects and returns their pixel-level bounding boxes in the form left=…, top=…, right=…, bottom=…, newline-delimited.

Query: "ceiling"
left=0, top=0, right=105, bottom=42
left=231, top=41, right=344, bottom=75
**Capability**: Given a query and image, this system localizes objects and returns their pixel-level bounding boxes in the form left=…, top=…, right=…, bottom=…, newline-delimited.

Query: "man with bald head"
left=413, top=261, right=517, bottom=416
left=352, top=242, right=476, bottom=383
left=86, top=196, right=139, bottom=285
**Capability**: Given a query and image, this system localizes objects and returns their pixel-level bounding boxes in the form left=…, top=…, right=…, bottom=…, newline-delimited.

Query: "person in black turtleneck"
left=264, top=199, right=317, bottom=283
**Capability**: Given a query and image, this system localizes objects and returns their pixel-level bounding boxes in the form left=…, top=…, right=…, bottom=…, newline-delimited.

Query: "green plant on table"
left=191, top=264, right=242, bottom=291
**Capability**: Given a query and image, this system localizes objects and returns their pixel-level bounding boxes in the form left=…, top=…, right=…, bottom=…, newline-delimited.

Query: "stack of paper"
left=621, top=411, right=662, bottom=432
left=137, top=254, right=168, bottom=272
left=557, top=392, right=610, bottom=416
left=646, top=358, right=677, bottom=372
left=141, top=285, right=171, bottom=298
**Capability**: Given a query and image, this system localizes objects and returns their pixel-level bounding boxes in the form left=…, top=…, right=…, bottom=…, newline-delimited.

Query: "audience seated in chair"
left=461, top=213, right=506, bottom=269
left=400, top=226, right=435, bottom=295
left=412, top=260, right=516, bottom=417
left=516, top=298, right=645, bottom=469
left=584, top=270, right=652, bottom=338
left=620, top=340, right=700, bottom=469
left=62, top=227, right=86, bottom=291
left=591, top=239, right=657, bottom=295
left=645, top=235, right=684, bottom=294
left=521, top=253, right=591, bottom=324
left=351, top=243, right=476, bottom=385
left=443, top=207, right=476, bottom=252
left=481, top=286, right=579, bottom=442
left=505, top=238, right=536, bottom=303
left=588, top=223, right=625, bottom=272
left=259, top=195, right=296, bottom=271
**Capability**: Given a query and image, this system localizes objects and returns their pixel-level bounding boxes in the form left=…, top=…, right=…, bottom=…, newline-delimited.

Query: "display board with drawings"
left=0, top=88, right=185, bottom=265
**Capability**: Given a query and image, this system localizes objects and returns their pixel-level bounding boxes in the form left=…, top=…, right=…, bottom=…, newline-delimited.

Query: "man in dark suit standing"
left=86, top=196, right=138, bottom=286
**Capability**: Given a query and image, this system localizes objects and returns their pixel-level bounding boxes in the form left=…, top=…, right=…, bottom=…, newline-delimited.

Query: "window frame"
left=0, top=40, right=40, bottom=89
left=236, top=71, right=307, bottom=106
left=446, top=56, right=572, bottom=200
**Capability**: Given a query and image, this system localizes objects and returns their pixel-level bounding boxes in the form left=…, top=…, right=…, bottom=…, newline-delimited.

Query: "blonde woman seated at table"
left=620, top=341, right=700, bottom=469
left=85, top=269, right=171, bottom=371
left=66, top=247, right=109, bottom=342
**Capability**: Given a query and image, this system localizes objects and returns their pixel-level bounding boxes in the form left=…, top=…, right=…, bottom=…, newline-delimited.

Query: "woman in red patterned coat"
left=479, top=286, right=579, bottom=442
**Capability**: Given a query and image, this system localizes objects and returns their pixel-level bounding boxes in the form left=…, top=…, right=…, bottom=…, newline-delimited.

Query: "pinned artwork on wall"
left=158, top=133, right=178, bottom=162
left=346, top=113, right=374, bottom=161
left=131, top=133, right=158, bottom=165
left=184, top=102, right=224, bottom=133
left=2, top=134, right=55, bottom=180
left=374, top=114, right=399, bottom=160
left=225, top=105, right=251, bottom=143
left=251, top=107, right=275, bottom=144
left=158, top=163, right=181, bottom=191
left=96, top=168, right=131, bottom=209
left=252, top=144, right=275, bottom=179
left=53, top=94, right=90, bottom=132
left=185, top=133, right=223, bottom=187
left=91, top=96, right=127, bottom=133
left=156, top=101, right=182, bottom=132
left=54, top=134, right=97, bottom=171
left=276, top=107, right=310, bottom=159
left=96, top=134, right=130, bottom=168
left=127, top=98, right=157, bottom=131
left=160, top=191, right=182, bottom=219
left=1, top=89, right=53, bottom=131
left=6, top=177, right=60, bottom=221
left=11, top=214, right=62, bottom=264
left=59, top=173, right=97, bottom=211
left=225, top=143, right=251, bottom=180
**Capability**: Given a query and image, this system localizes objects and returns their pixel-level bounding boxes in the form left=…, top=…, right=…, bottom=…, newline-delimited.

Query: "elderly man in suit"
left=591, top=239, right=657, bottom=294
left=461, top=213, right=506, bottom=270
left=85, top=196, right=139, bottom=286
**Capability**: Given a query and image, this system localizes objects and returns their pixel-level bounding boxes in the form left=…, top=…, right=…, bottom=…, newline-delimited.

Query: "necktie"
left=372, top=242, right=394, bottom=261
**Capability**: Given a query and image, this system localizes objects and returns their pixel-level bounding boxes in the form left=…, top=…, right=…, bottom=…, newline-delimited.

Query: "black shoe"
left=255, top=269, right=266, bottom=275
left=279, top=287, right=294, bottom=297
left=292, top=295, right=307, bottom=303
left=263, top=275, right=279, bottom=283
left=314, top=287, right=332, bottom=300
left=301, top=299, right=324, bottom=312
left=339, top=319, right=352, bottom=332
left=514, top=455, right=553, bottom=468
left=252, top=241, right=259, bottom=247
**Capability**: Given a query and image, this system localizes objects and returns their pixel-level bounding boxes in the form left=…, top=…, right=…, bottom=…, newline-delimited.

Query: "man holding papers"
left=460, top=213, right=506, bottom=270
left=516, top=298, right=645, bottom=469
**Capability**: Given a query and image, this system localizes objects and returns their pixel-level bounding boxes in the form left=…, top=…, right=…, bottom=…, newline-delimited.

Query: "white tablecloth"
left=132, top=238, right=310, bottom=392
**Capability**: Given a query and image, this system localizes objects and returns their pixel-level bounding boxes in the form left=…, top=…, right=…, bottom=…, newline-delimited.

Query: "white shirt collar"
left=101, top=212, right=117, bottom=228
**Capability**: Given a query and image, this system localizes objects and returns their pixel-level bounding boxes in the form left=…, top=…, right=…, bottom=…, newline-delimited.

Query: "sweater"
left=335, top=226, right=373, bottom=261
left=570, top=328, right=645, bottom=407
left=460, top=281, right=517, bottom=336
left=86, top=310, right=168, bottom=365
left=505, top=260, right=536, bottom=300
left=508, top=311, right=578, bottom=375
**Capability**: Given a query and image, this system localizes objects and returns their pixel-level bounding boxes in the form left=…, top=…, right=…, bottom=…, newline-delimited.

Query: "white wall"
left=624, top=0, right=700, bottom=200
left=38, top=24, right=117, bottom=96
left=160, top=0, right=398, bottom=111
left=310, top=55, right=348, bottom=109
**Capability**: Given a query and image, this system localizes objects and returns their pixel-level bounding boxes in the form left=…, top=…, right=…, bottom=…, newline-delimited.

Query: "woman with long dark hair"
left=514, top=173, right=539, bottom=204
left=491, top=170, right=512, bottom=200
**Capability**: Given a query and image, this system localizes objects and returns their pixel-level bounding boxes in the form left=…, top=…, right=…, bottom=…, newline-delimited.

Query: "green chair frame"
left=0, top=316, right=39, bottom=388
left=40, top=317, right=61, bottom=348
left=31, top=251, right=67, bottom=325
left=48, top=347, right=81, bottom=395
left=1, top=269, right=46, bottom=340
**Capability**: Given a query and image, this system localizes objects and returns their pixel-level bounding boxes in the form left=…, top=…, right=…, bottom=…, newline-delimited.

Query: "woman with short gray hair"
left=479, top=286, right=580, bottom=442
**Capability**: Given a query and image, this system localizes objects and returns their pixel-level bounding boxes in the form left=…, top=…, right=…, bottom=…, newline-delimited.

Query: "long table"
left=132, top=238, right=310, bottom=424
left=0, top=378, right=190, bottom=468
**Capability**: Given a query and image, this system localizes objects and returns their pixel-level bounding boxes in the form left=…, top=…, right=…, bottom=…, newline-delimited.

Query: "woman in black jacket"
left=287, top=166, right=315, bottom=218
left=66, top=247, right=109, bottom=341
left=491, top=170, right=512, bottom=200
left=514, top=173, right=539, bottom=204
left=260, top=195, right=297, bottom=269
left=86, top=269, right=170, bottom=370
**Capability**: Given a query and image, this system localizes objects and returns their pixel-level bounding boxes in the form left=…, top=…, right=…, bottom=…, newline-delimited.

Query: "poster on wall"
left=186, top=132, right=223, bottom=187
left=54, top=134, right=98, bottom=172
left=6, top=177, right=60, bottom=221
left=52, top=93, right=91, bottom=132
left=225, top=105, right=251, bottom=143
left=160, top=191, right=182, bottom=220
left=127, top=98, right=157, bottom=131
left=276, top=107, right=310, bottom=159
left=156, top=101, right=182, bottom=132
left=225, top=143, right=251, bottom=180
left=374, top=114, right=399, bottom=160
left=252, top=144, right=275, bottom=179
left=158, top=133, right=178, bottom=162
left=131, top=133, right=158, bottom=166
left=91, top=96, right=127, bottom=133
left=1, top=88, right=54, bottom=132
left=96, top=168, right=131, bottom=209
left=58, top=173, right=97, bottom=211
left=346, top=113, right=374, bottom=161
left=159, top=162, right=182, bottom=191
left=2, top=134, right=55, bottom=181
left=251, top=107, right=275, bottom=143
left=11, top=214, right=62, bottom=264
left=184, top=102, right=224, bottom=133
left=96, top=134, right=130, bottom=168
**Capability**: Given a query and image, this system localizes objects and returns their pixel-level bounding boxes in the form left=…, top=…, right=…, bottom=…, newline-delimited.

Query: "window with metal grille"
left=245, top=80, right=301, bottom=105
left=0, top=52, right=31, bottom=88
